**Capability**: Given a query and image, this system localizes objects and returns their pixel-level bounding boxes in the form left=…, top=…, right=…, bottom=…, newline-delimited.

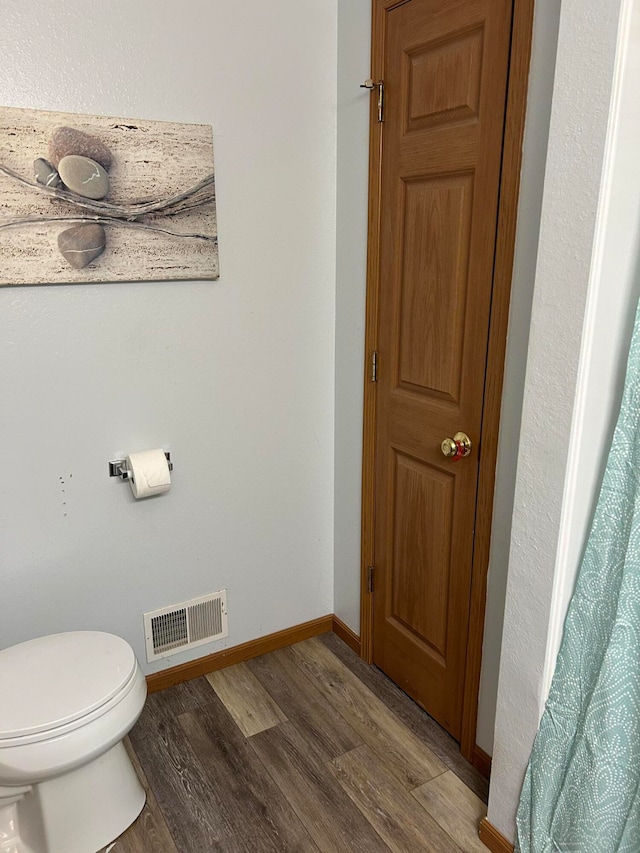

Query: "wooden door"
left=371, top=0, right=514, bottom=740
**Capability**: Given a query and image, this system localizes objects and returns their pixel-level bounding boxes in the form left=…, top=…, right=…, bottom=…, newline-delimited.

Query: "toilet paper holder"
left=109, top=452, right=173, bottom=480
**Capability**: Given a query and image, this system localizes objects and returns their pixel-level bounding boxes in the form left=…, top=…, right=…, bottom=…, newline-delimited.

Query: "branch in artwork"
left=0, top=162, right=216, bottom=219
left=0, top=214, right=217, bottom=243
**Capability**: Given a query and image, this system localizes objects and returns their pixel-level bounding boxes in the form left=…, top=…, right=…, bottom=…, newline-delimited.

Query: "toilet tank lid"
left=0, top=632, right=138, bottom=739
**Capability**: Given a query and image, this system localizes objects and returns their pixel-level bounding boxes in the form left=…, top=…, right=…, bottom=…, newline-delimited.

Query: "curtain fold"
left=516, top=304, right=640, bottom=853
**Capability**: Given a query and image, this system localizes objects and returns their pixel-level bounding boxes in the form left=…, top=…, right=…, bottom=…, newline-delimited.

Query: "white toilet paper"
left=126, top=449, right=171, bottom=499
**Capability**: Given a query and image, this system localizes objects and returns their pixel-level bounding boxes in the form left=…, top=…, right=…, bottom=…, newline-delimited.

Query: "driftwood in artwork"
left=0, top=107, right=219, bottom=286
left=0, top=163, right=217, bottom=225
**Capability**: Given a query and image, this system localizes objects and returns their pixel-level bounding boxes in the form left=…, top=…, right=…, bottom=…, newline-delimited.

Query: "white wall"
left=488, top=0, right=639, bottom=840
left=334, top=0, right=371, bottom=633
left=545, top=0, right=640, bottom=675
left=0, top=0, right=338, bottom=675
left=475, top=0, right=562, bottom=756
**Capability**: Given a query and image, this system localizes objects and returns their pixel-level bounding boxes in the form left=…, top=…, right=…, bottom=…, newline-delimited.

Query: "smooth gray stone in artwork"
left=33, top=158, right=62, bottom=188
left=58, top=224, right=106, bottom=269
left=49, top=126, right=113, bottom=170
left=58, top=155, right=110, bottom=200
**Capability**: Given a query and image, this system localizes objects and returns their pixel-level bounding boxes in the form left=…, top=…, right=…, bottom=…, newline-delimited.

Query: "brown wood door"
left=372, top=0, right=514, bottom=740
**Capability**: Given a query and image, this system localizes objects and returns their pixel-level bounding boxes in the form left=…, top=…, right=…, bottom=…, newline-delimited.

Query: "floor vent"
left=144, top=590, right=228, bottom=662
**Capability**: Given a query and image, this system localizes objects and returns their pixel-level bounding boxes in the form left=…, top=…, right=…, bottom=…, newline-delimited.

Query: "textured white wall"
left=488, top=0, right=637, bottom=839
left=475, top=0, right=562, bottom=756
left=334, top=0, right=371, bottom=633
left=544, top=0, right=640, bottom=676
left=0, top=0, right=337, bottom=674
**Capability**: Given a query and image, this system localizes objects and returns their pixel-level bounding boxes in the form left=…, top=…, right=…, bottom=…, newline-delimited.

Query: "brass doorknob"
left=441, top=432, right=471, bottom=461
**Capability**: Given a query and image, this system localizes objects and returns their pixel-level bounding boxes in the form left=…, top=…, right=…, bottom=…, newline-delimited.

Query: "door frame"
left=359, top=0, right=535, bottom=771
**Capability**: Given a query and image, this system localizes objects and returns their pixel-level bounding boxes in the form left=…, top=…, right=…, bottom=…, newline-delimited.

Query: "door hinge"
left=360, top=79, right=384, bottom=122
left=371, top=351, right=378, bottom=382
left=367, top=565, right=375, bottom=594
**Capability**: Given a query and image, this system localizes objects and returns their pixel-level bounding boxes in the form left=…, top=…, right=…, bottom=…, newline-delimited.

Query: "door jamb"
left=359, top=0, right=536, bottom=770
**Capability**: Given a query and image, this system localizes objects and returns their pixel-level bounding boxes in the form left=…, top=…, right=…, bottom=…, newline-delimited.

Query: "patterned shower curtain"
left=515, top=306, right=640, bottom=853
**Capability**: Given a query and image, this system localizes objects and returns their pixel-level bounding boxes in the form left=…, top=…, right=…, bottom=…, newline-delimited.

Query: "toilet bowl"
left=0, top=632, right=147, bottom=853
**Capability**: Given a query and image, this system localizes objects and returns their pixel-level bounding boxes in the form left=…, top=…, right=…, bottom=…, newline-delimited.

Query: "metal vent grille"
left=188, top=598, right=223, bottom=642
left=144, top=590, right=228, bottom=662
left=151, top=609, right=188, bottom=654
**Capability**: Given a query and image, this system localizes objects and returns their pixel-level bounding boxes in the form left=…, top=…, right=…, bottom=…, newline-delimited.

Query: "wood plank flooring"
left=104, top=634, right=488, bottom=852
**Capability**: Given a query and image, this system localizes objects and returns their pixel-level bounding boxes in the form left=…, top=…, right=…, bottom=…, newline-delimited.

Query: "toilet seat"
left=0, top=632, right=137, bottom=743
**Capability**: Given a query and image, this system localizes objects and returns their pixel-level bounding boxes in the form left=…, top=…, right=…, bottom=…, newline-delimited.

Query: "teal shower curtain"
left=515, top=305, right=640, bottom=853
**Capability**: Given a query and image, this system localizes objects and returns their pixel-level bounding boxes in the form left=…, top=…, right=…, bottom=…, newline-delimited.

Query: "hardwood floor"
left=105, top=634, right=488, bottom=852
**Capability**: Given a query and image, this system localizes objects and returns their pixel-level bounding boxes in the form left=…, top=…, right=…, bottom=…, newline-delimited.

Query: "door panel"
left=372, top=0, right=513, bottom=739
left=391, top=452, right=454, bottom=657
left=398, top=174, right=473, bottom=398
left=405, top=26, right=483, bottom=131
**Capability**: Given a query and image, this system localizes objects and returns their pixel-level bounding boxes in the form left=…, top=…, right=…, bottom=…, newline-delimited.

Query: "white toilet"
left=0, top=632, right=147, bottom=853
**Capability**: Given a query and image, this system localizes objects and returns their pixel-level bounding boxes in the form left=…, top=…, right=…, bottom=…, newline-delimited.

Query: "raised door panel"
left=405, top=26, right=484, bottom=132
left=390, top=452, right=454, bottom=659
left=398, top=174, right=473, bottom=401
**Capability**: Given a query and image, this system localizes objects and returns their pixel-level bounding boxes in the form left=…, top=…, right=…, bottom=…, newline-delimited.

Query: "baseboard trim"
left=472, top=745, right=492, bottom=779
left=146, top=614, right=334, bottom=693
left=332, top=615, right=362, bottom=655
left=479, top=818, right=514, bottom=853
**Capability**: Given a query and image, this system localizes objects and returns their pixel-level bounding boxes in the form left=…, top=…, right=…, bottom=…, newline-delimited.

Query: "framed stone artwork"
left=0, top=106, right=218, bottom=286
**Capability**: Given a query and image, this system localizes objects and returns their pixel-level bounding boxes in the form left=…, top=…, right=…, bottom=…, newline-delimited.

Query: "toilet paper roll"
left=126, top=449, right=171, bottom=499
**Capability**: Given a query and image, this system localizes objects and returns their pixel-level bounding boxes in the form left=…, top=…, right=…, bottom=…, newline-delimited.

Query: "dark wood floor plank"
left=128, top=691, right=233, bottom=852
left=206, top=662, right=287, bottom=737
left=178, top=697, right=319, bottom=852
left=320, top=632, right=489, bottom=802
left=144, top=674, right=216, bottom=715
left=288, top=638, right=445, bottom=789
left=248, top=646, right=362, bottom=760
left=330, top=746, right=462, bottom=853
left=250, top=721, right=390, bottom=852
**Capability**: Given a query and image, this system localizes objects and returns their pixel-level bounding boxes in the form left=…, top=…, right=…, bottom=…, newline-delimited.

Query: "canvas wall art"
left=0, top=106, right=218, bottom=286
